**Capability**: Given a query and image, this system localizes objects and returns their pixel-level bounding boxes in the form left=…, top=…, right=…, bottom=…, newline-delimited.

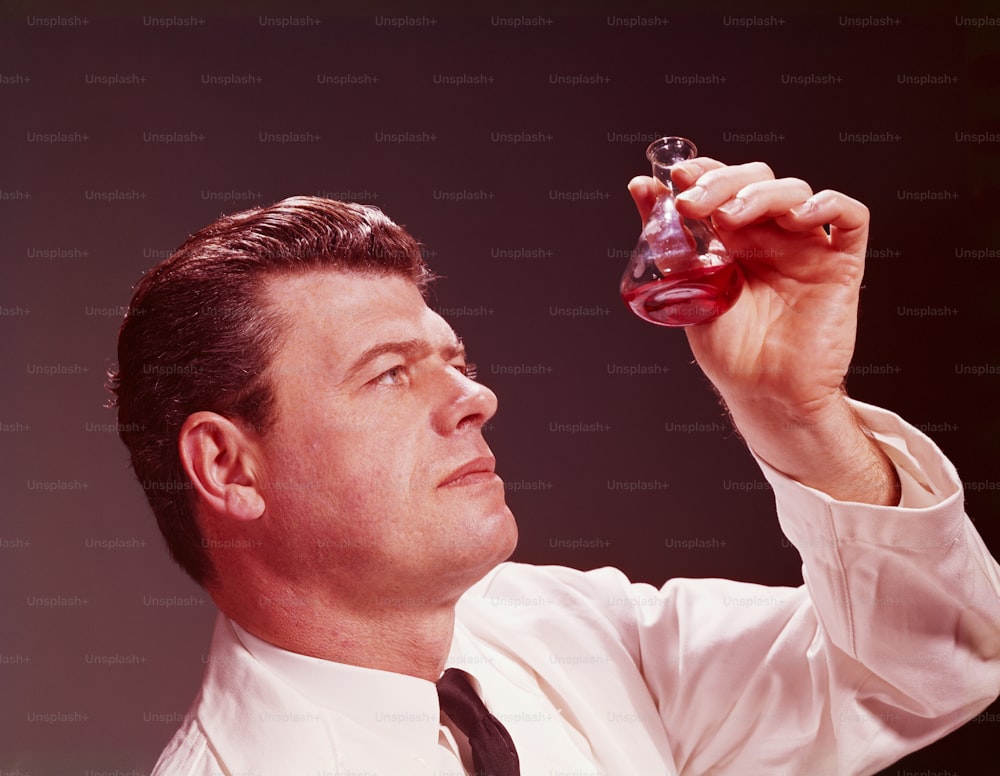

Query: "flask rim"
left=646, top=136, right=698, bottom=168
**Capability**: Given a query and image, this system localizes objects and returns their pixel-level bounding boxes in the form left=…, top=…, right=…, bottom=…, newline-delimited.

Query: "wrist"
left=726, top=394, right=901, bottom=505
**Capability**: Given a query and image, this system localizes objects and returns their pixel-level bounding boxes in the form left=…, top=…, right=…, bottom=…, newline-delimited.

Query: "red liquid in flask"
left=622, top=262, right=743, bottom=327
left=621, top=136, right=745, bottom=327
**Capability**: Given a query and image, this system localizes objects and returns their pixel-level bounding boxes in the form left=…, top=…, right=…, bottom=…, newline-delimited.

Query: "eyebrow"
left=343, top=336, right=466, bottom=381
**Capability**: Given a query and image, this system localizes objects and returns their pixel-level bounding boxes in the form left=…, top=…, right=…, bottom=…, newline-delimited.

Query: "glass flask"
left=621, top=136, right=744, bottom=327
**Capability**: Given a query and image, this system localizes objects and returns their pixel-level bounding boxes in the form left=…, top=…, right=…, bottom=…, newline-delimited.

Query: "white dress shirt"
left=150, top=402, right=1000, bottom=775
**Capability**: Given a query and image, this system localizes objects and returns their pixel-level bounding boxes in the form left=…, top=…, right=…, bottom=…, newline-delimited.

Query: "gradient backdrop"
left=3, top=0, right=999, bottom=773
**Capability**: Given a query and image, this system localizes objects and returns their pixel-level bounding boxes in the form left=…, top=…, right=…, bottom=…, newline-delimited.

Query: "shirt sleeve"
left=634, top=400, right=1000, bottom=775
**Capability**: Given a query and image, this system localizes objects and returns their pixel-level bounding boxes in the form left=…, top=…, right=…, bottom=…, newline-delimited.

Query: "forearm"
left=726, top=392, right=902, bottom=506
left=757, top=405, right=1000, bottom=775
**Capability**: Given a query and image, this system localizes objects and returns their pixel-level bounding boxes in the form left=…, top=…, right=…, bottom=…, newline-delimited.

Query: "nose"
left=433, top=365, right=498, bottom=435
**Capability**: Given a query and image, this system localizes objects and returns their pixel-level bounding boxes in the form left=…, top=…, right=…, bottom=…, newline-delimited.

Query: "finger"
left=630, top=157, right=735, bottom=222
left=627, top=175, right=659, bottom=224
left=709, top=177, right=814, bottom=230
left=675, top=161, right=777, bottom=217
left=670, top=156, right=726, bottom=190
left=774, top=189, right=870, bottom=255
left=630, top=155, right=731, bottom=220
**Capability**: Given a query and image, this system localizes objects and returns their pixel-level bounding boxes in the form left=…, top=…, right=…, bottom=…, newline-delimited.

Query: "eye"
left=457, top=361, right=478, bottom=381
left=373, top=365, right=408, bottom=387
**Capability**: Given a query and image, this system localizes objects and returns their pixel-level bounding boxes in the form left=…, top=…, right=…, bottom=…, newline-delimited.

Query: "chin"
left=455, top=509, right=518, bottom=580
left=484, top=508, right=519, bottom=567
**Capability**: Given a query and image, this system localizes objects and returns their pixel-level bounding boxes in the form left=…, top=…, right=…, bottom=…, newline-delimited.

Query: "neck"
left=214, top=586, right=459, bottom=682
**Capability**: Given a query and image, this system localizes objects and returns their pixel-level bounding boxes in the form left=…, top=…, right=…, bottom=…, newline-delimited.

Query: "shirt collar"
left=230, top=619, right=442, bottom=752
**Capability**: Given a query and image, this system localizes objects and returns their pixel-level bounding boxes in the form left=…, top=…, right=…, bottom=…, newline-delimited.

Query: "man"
left=111, top=157, right=1000, bottom=774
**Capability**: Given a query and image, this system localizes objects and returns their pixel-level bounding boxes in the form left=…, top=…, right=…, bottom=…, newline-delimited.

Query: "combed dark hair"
left=108, top=197, right=433, bottom=587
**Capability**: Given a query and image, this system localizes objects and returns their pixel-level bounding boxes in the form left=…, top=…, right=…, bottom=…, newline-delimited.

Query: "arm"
left=628, top=161, right=899, bottom=505
left=647, top=415, right=1000, bottom=775
left=623, top=159, right=999, bottom=772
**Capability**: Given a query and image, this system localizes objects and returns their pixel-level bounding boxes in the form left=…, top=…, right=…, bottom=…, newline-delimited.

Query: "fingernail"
left=717, top=197, right=744, bottom=216
left=675, top=161, right=704, bottom=180
left=677, top=185, right=705, bottom=204
left=790, top=199, right=816, bottom=218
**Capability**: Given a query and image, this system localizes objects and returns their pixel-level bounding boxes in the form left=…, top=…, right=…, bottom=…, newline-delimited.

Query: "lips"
left=440, top=456, right=498, bottom=487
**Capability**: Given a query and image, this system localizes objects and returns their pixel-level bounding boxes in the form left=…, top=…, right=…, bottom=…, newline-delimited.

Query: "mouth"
left=440, top=456, right=499, bottom=488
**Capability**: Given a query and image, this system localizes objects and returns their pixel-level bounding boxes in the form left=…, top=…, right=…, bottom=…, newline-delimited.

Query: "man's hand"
left=628, top=159, right=900, bottom=505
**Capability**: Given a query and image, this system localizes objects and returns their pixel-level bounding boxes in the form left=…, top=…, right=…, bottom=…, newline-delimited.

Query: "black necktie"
left=436, top=667, right=520, bottom=776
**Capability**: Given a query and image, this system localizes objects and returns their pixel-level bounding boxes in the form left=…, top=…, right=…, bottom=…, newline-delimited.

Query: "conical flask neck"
left=646, top=136, right=697, bottom=187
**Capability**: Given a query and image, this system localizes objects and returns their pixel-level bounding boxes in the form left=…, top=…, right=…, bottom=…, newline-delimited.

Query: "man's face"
left=251, top=270, right=516, bottom=611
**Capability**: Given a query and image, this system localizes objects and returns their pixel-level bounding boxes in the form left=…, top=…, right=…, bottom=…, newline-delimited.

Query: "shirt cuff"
left=752, top=400, right=971, bottom=659
left=754, top=398, right=967, bottom=561
left=754, top=398, right=962, bottom=510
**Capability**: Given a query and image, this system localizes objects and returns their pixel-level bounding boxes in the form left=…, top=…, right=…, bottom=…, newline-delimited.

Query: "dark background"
left=2, top=0, right=998, bottom=772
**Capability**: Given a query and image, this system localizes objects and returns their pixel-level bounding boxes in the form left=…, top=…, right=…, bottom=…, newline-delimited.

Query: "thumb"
left=627, top=175, right=659, bottom=225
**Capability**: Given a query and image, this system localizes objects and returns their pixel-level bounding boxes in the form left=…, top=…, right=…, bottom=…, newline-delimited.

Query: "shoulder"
left=465, top=561, right=635, bottom=604
left=460, top=561, right=809, bottom=638
left=150, top=712, right=218, bottom=775
left=458, top=561, right=660, bottom=642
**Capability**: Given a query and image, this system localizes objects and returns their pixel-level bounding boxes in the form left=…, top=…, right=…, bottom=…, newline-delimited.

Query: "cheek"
left=271, top=414, right=423, bottom=515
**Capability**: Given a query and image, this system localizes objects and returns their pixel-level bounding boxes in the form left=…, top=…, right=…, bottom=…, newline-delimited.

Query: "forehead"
left=263, top=269, right=455, bottom=364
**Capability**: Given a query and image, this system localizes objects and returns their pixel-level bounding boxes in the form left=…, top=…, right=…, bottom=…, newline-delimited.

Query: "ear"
left=178, top=411, right=266, bottom=521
